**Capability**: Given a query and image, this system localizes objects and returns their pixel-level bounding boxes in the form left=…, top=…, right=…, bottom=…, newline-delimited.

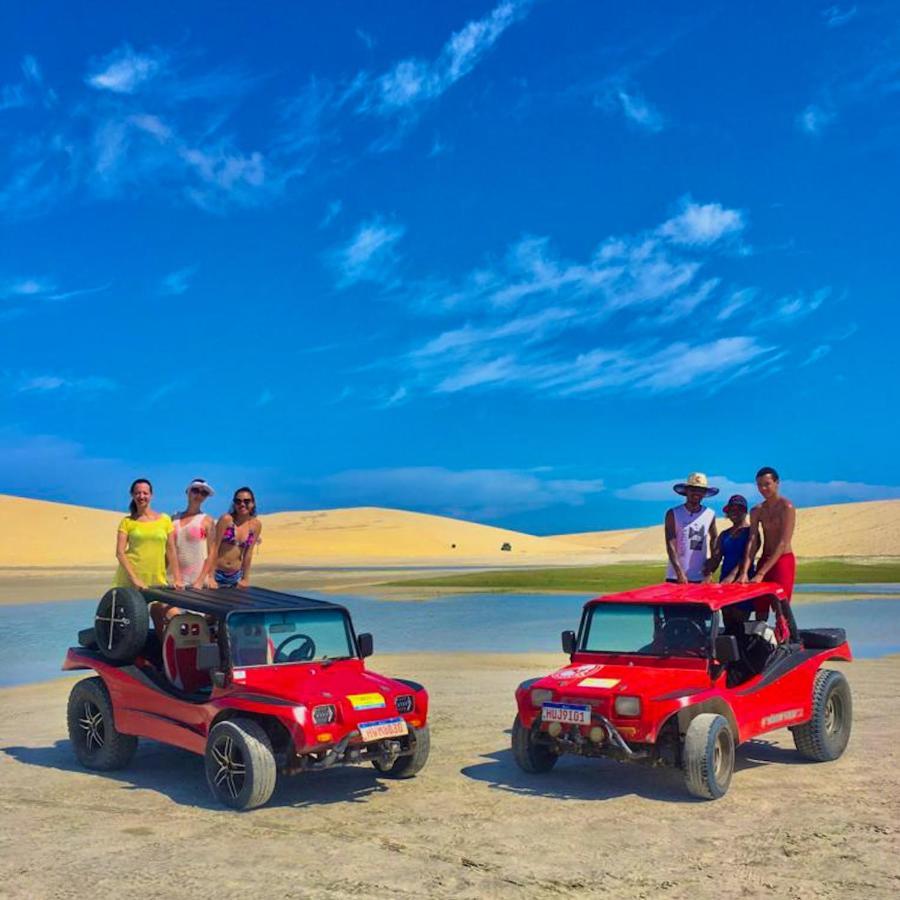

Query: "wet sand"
left=0, top=653, right=897, bottom=898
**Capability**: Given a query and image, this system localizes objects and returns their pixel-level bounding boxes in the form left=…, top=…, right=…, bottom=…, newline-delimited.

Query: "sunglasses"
left=233, top=497, right=253, bottom=506
left=190, top=487, right=209, bottom=495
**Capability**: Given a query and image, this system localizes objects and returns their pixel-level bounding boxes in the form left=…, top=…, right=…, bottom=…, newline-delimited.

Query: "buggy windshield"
left=581, top=603, right=713, bottom=657
left=228, top=608, right=356, bottom=667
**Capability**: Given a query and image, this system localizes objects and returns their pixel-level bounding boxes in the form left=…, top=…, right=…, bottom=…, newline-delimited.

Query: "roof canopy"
left=139, top=585, right=345, bottom=617
left=586, top=582, right=786, bottom=612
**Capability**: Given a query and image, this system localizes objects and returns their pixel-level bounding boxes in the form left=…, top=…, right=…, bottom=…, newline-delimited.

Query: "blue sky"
left=2, top=1, right=899, bottom=532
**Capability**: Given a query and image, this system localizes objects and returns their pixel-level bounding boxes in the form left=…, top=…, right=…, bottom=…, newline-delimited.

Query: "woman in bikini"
left=113, top=478, right=182, bottom=633
left=210, top=486, right=262, bottom=589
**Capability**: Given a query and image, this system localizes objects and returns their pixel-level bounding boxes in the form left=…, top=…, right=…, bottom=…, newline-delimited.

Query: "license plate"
left=542, top=702, right=591, bottom=725
left=358, top=717, right=408, bottom=742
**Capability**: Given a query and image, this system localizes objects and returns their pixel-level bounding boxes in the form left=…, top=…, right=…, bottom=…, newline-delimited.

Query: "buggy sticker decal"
left=579, top=677, right=620, bottom=689
left=761, top=708, right=803, bottom=728
left=550, top=664, right=602, bottom=681
left=347, top=692, right=386, bottom=710
left=233, top=669, right=246, bottom=682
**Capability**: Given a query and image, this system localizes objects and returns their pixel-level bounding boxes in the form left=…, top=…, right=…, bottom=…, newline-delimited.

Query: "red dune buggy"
left=64, top=585, right=430, bottom=810
left=512, top=583, right=852, bottom=799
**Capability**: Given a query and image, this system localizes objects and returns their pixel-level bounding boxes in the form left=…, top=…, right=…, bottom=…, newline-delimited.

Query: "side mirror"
left=714, top=635, right=740, bottom=663
left=357, top=632, right=374, bottom=658
left=196, top=643, right=221, bottom=670
left=561, top=630, right=577, bottom=656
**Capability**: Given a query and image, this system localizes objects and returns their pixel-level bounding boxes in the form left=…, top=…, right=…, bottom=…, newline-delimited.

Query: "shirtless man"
left=740, top=466, right=796, bottom=637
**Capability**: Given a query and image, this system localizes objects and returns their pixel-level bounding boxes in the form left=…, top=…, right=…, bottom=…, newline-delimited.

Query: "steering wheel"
left=660, top=618, right=706, bottom=653
left=273, top=633, right=316, bottom=663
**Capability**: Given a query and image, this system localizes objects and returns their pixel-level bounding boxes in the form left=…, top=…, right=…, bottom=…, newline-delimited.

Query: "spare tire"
left=94, top=588, right=149, bottom=661
left=799, top=628, right=847, bottom=650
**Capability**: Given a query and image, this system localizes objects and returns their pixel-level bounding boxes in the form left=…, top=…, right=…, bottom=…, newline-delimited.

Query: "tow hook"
left=377, top=739, right=403, bottom=767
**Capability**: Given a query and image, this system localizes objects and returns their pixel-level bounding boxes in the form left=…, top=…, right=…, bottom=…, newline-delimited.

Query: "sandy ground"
left=0, top=653, right=897, bottom=899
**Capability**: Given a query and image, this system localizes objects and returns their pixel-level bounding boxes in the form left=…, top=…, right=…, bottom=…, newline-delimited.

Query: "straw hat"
left=673, top=472, right=719, bottom=496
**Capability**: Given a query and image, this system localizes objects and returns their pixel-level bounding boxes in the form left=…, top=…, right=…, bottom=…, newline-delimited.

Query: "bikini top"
left=222, top=522, right=259, bottom=550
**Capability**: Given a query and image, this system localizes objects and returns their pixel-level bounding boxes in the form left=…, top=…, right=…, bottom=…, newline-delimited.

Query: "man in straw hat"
left=664, top=473, right=719, bottom=584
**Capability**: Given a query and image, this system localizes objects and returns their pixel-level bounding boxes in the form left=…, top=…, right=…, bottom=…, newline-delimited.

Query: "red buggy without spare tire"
left=512, top=582, right=853, bottom=800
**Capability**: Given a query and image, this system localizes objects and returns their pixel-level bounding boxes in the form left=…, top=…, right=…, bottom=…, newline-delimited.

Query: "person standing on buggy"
left=210, top=486, right=262, bottom=588
left=664, top=473, right=719, bottom=584
left=706, top=494, right=755, bottom=630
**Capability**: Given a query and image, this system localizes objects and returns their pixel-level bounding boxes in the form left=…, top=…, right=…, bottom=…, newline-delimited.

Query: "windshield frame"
left=224, top=606, right=360, bottom=669
left=576, top=601, right=718, bottom=659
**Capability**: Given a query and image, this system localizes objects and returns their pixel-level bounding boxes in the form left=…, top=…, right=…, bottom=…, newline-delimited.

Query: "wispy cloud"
left=369, top=198, right=825, bottom=401
left=86, top=44, right=166, bottom=94
left=159, top=266, right=196, bottom=296
left=13, top=373, right=117, bottom=394
left=803, top=344, right=832, bottom=366
left=821, top=5, right=858, bottom=28
left=319, top=199, right=343, bottom=229
left=354, top=0, right=530, bottom=119
left=797, top=103, right=835, bottom=136
left=330, top=217, right=405, bottom=287
left=616, top=475, right=900, bottom=506
left=356, top=29, right=376, bottom=50
left=314, top=464, right=604, bottom=520
left=2, top=277, right=55, bottom=298
left=617, top=89, right=665, bottom=132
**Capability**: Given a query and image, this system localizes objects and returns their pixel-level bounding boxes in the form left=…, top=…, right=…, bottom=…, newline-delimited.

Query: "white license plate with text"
left=542, top=702, right=591, bottom=725
left=358, top=717, right=409, bottom=742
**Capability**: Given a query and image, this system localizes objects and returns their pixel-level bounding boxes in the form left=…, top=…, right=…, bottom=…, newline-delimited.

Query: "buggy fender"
left=662, top=697, right=739, bottom=744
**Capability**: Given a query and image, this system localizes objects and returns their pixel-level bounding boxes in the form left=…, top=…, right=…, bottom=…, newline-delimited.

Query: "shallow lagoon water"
left=0, top=590, right=897, bottom=687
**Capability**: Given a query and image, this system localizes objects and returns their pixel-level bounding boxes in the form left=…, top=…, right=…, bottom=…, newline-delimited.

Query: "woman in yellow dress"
left=113, top=478, right=182, bottom=632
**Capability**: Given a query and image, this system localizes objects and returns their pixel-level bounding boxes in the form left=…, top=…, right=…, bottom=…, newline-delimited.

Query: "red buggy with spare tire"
left=512, top=583, right=852, bottom=799
left=64, top=585, right=430, bottom=810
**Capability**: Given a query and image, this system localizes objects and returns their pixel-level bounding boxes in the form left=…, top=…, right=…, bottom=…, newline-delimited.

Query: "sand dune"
left=257, top=507, right=595, bottom=565
left=550, top=499, right=900, bottom=559
left=3, top=493, right=897, bottom=571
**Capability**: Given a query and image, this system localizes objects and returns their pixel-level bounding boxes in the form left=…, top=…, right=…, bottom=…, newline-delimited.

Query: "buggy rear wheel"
left=67, top=677, right=137, bottom=770
left=683, top=713, right=734, bottom=800
left=205, top=719, right=277, bottom=811
left=372, top=725, right=430, bottom=778
left=792, top=669, right=852, bottom=762
left=511, top=714, right=557, bottom=774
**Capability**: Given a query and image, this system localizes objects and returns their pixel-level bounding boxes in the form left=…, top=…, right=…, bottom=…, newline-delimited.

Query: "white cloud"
left=4, top=277, right=54, bottom=297
left=159, top=267, right=196, bottom=296
left=357, top=0, right=530, bottom=117
left=797, top=104, right=835, bottom=136
left=658, top=199, right=746, bottom=246
left=803, top=344, right=832, bottom=366
left=86, top=44, right=165, bottom=94
left=716, top=287, right=756, bottom=321
left=316, top=464, right=604, bottom=521
left=617, top=90, right=665, bottom=132
left=616, top=475, right=900, bottom=507
left=331, top=218, right=405, bottom=287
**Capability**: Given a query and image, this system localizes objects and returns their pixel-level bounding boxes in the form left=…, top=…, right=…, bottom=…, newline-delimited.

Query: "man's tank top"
left=666, top=505, right=715, bottom=582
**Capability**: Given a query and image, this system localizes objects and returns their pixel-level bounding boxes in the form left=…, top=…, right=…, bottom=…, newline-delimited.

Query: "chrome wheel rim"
left=824, top=693, right=841, bottom=735
left=79, top=701, right=105, bottom=752
left=211, top=735, right=246, bottom=800
left=713, top=730, right=732, bottom=782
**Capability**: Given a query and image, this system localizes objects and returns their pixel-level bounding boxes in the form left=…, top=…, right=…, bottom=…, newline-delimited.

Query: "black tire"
left=67, top=677, right=137, bottom=770
left=372, top=725, right=430, bottom=778
left=792, top=669, right=852, bottom=762
left=205, top=719, right=277, bottom=811
left=511, top=714, right=557, bottom=774
left=94, top=588, right=149, bottom=662
left=683, top=713, right=734, bottom=800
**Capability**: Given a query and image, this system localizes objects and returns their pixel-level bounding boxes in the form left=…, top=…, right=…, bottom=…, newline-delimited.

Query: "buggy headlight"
left=530, top=689, right=553, bottom=707
left=312, top=704, right=336, bottom=725
left=395, top=694, right=414, bottom=713
left=614, top=696, right=641, bottom=717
